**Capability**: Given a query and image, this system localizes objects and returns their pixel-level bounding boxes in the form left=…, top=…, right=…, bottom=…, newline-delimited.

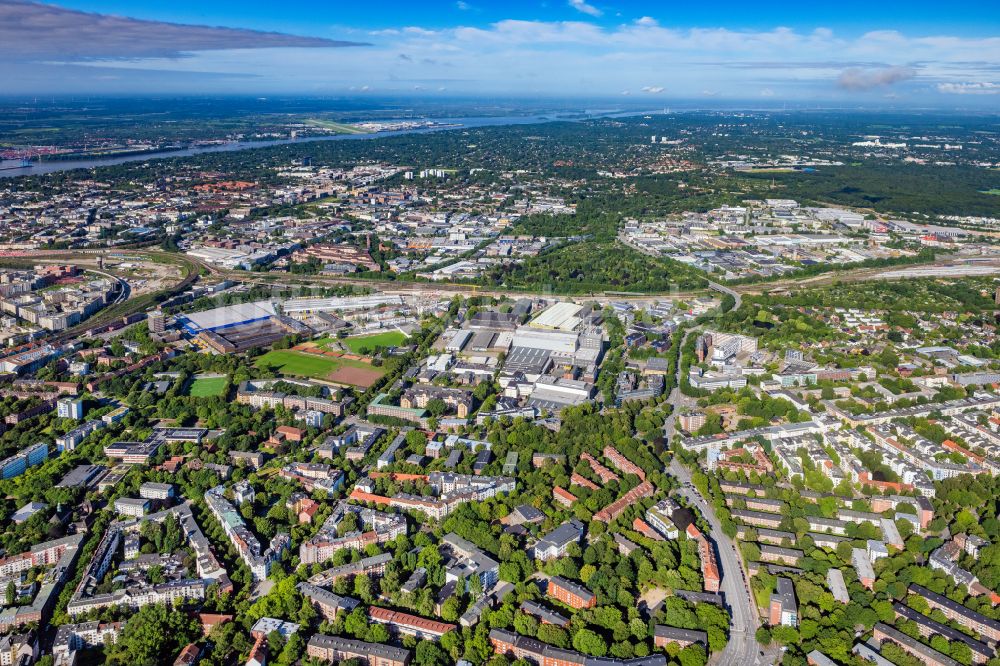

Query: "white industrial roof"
left=529, top=302, right=583, bottom=330
left=182, top=300, right=276, bottom=331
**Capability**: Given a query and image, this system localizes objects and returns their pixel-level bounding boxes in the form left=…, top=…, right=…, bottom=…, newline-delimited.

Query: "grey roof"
left=852, top=548, right=876, bottom=581
left=511, top=504, right=545, bottom=523
left=892, top=602, right=994, bottom=660
left=853, top=640, right=895, bottom=666
left=56, top=464, right=106, bottom=488
left=489, top=629, right=667, bottom=665
left=307, top=634, right=409, bottom=662
left=760, top=545, right=803, bottom=559
left=732, top=508, right=783, bottom=523
left=535, top=520, right=585, bottom=553
left=807, top=532, right=849, bottom=544
left=440, top=533, right=499, bottom=576
left=874, top=623, right=961, bottom=666
left=772, top=577, right=797, bottom=611
left=654, top=625, right=708, bottom=645
left=809, top=516, right=848, bottom=529
left=909, top=584, right=1000, bottom=633
left=377, top=432, right=408, bottom=466
left=297, top=582, right=359, bottom=613
left=309, top=553, right=393, bottom=584
left=806, top=651, right=838, bottom=666
left=114, top=497, right=150, bottom=507
left=674, top=589, right=724, bottom=606
left=826, top=568, right=849, bottom=603
left=755, top=528, right=796, bottom=542
left=503, top=346, right=552, bottom=374
left=520, top=600, right=570, bottom=627
left=548, top=576, right=594, bottom=603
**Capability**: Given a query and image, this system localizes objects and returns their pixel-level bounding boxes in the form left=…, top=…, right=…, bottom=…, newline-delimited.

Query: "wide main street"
left=669, top=458, right=774, bottom=666
left=660, top=315, right=776, bottom=666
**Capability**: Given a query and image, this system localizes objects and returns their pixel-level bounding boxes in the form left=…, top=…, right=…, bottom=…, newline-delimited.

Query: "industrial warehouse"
left=176, top=301, right=307, bottom=353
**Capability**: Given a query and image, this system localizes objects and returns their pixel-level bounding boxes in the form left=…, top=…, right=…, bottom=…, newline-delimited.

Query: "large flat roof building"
left=177, top=301, right=277, bottom=334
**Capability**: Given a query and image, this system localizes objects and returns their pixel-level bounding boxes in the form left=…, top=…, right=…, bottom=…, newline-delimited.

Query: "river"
left=0, top=109, right=657, bottom=179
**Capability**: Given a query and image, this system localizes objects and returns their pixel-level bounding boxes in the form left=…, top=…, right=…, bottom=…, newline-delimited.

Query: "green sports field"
left=255, top=350, right=387, bottom=386
left=343, top=331, right=408, bottom=353
left=187, top=376, right=228, bottom=397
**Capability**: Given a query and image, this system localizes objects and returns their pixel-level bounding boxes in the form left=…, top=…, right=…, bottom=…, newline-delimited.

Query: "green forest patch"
left=744, top=164, right=1000, bottom=217
left=481, top=241, right=707, bottom=294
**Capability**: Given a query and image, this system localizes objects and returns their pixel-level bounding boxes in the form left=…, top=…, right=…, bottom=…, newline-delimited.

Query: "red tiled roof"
left=553, top=487, right=577, bottom=503
left=368, top=605, right=456, bottom=636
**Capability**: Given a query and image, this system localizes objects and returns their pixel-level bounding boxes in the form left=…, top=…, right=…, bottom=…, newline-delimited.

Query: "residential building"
left=533, top=520, right=585, bottom=561
left=547, top=576, right=595, bottom=609
left=306, top=634, right=410, bottom=666
left=769, top=578, right=798, bottom=627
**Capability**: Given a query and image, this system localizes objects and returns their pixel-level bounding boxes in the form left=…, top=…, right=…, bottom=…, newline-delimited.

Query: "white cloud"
left=937, top=81, right=1000, bottom=95
left=38, top=14, right=1000, bottom=102
left=568, top=0, right=602, bottom=18
left=0, top=0, right=366, bottom=60
left=836, top=66, right=916, bottom=91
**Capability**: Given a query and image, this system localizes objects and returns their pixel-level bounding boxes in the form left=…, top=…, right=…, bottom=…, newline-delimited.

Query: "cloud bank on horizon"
left=0, top=1, right=366, bottom=58
left=2, top=0, right=998, bottom=105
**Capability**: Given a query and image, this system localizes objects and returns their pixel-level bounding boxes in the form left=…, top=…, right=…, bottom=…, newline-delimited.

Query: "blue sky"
left=41, top=0, right=1000, bottom=37
left=3, top=0, right=999, bottom=105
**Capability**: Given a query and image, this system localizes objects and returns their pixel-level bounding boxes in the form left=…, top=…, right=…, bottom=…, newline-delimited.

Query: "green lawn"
left=256, top=350, right=340, bottom=378
left=187, top=376, right=228, bottom=397
left=255, top=349, right=385, bottom=381
left=981, top=189, right=1000, bottom=196
left=343, top=331, right=408, bottom=353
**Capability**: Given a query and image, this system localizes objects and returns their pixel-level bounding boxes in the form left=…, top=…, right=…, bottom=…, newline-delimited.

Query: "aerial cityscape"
left=1, top=2, right=1000, bottom=666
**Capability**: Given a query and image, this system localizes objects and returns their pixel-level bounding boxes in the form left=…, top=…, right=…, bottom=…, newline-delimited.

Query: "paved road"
left=708, top=281, right=742, bottom=311
left=663, top=339, right=774, bottom=665
left=88, top=268, right=130, bottom=305
left=670, top=459, right=773, bottom=666
left=662, top=329, right=696, bottom=442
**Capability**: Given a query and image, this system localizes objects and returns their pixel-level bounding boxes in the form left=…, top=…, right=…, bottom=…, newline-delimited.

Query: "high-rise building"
left=57, top=397, right=84, bottom=420
left=148, top=310, right=165, bottom=335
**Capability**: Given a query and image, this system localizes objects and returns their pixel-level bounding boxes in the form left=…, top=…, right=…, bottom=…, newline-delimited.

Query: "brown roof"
left=368, top=605, right=456, bottom=636
left=553, top=487, right=577, bottom=503
left=173, top=643, right=200, bottom=666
